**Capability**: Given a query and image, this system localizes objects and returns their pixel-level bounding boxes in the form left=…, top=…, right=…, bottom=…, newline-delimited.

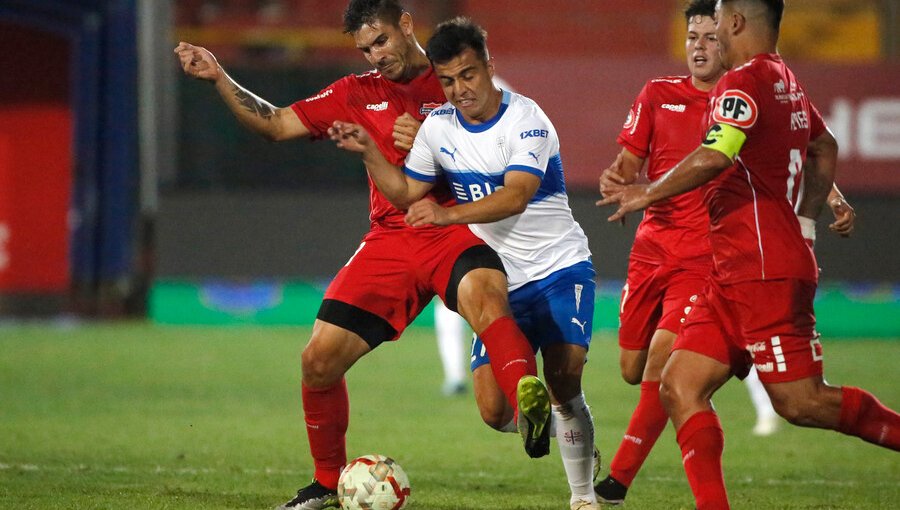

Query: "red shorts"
left=618, top=259, right=710, bottom=351
left=322, top=225, right=489, bottom=344
left=674, top=278, right=821, bottom=383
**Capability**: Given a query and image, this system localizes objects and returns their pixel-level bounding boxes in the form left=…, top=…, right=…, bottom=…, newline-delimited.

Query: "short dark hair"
left=343, top=0, right=405, bottom=34
left=425, top=17, right=489, bottom=65
left=720, top=0, right=784, bottom=32
left=684, top=0, right=717, bottom=22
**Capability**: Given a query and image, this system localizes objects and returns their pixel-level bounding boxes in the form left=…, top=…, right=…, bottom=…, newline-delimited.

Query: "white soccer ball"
left=337, top=454, right=410, bottom=510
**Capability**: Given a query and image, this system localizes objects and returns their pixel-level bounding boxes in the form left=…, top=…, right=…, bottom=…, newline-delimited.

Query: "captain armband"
left=702, top=123, right=746, bottom=161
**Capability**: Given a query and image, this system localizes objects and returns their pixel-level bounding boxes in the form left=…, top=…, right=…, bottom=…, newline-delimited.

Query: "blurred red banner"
left=0, top=105, right=72, bottom=292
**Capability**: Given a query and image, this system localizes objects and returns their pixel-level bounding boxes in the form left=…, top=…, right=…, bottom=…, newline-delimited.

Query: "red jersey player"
left=175, top=1, right=551, bottom=509
left=594, top=1, right=855, bottom=504
left=599, top=0, right=899, bottom=508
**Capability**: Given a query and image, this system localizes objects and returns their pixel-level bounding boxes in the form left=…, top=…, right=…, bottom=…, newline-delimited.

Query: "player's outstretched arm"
left=827, top=184, right=855, bottom=237
left=329, top=121, right=433, bottom=209
left=406, top=171, right=540, bottom=227
left=796, top=129, right=838, bottom=222
left=174, top=42, right=309, bottom=142
left=598, top=145, right=730, bottom=223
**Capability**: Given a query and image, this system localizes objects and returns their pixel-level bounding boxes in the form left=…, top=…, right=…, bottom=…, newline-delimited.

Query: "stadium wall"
left=151, top=190, right=900, bottom=337
left=157, top=191, right=900, bottom=283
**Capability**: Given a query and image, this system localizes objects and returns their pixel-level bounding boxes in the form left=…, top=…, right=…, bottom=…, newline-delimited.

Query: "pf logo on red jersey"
left=712, top=89, right=758, bottom=129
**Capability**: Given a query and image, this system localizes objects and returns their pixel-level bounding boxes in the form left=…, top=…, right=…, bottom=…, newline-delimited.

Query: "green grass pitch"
left=1, top=323, right=897, bottom=509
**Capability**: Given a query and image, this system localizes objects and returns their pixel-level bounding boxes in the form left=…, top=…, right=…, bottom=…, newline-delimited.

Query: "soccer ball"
left=337, top=454, right=410, bottom=510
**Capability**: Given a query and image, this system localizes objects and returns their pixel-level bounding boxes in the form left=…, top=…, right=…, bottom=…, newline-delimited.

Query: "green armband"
left=702, top=123, right=746, bottom=161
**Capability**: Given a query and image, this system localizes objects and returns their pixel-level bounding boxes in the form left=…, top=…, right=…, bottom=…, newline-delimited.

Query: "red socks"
left=609, top=381, right=669, bottom=486
left=302, top=379, right=349, bottom=489
left=838, top=386, right=900, bottom=451
left=480, top=316, right=537, bottom=408
left=676, top=411, right=729, bottom=510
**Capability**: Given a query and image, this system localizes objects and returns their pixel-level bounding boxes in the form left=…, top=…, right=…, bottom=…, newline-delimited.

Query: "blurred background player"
left=176, top=1, right=551, bottom=509
left=599, top=0, right=900, bottom=507
left=433, top=300, right=469, bottom=396
left=331, top=17, right=600, bottom=510
left=594, top=1, right=856, bottom=504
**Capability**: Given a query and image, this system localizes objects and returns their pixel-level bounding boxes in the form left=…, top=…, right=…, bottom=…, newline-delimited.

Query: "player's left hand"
left=599, top=152, right=628, bottom=195
left=596, top=184, right=651, bottom=223
left=393, top=113, right=422, bottom=152
left=328, top=121, right=371, bottom=153
left=405, top=198, right=451, bottom=227
left=828, top=195, right=856, bottom=237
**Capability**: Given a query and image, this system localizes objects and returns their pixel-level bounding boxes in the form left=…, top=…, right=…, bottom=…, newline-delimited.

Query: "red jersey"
left=291, top=67, right=454, bottom=231
left=617, top=76, right=712, bottom=267
left=703, top=53, right=827, bottom=284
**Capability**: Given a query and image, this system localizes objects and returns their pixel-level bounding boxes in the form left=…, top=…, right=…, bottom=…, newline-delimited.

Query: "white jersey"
left=404, top=90, right=591, bottom=291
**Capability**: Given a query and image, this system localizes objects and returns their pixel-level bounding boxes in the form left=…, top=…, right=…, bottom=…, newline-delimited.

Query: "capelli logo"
left=305, top=89, right=333, bottom=102
left=661, top=103, right=686, bottom=113
left=366, top=101, right=389, bottom=111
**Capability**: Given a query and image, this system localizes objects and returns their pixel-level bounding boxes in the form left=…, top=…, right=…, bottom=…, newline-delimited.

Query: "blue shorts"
left=471, top=260, right=596, bottom=372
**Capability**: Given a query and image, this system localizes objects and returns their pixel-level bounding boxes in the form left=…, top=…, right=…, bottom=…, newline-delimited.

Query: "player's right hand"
left=174, top=42, right=221, bottom=82
left=329, top=121, right=372, bottom=153
left=393, top=113, right=422, bottom=152
left=828, top=196, right=856, bottom=237
left=597, top=184, right=651, bottom=223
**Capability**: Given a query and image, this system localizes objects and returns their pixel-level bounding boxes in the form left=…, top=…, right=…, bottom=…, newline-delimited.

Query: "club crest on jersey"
left=420, top=102, right=442, bottom=116
left=712, top=89, right=758, bottom=128
left=623, top=107, right=637, bottom=130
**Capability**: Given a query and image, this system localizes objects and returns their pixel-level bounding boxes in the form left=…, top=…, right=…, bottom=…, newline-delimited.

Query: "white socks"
left=553, top=392, right=597, bottom=505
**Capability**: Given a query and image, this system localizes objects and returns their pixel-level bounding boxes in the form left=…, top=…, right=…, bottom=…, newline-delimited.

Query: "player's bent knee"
left=620, top=364, right=643, bottom=385
left=659, top=370, right=694, bottom=412
left=619, top=350, right=647, bottom=385
left=479, top=406, right=511, bottom=430
left=456, top=272, right=512, bottom=332
left=770, top=394, right=835, bottom=429
left=301, top=349, right=343, bottom=388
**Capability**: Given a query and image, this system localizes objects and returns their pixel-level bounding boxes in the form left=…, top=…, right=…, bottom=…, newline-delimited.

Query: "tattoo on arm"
left=233, top=85, right=274, bottom=120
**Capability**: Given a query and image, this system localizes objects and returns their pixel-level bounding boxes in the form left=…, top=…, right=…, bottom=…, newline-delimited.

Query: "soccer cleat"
left=592, top=444, right=602, bottom=485
left=277, top=479, right=339, bottom=510
left=442, top=380, right=467, bottom=397
left=571, top=500, right=602, bottom=510
left=516, top=375, right=552, bottom=458
left=752, top=415, right=780, bottom=436
left=594, top=475, right=628, bottom=506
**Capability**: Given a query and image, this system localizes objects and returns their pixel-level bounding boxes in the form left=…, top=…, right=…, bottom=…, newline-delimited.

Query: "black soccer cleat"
left=594, top=475, right=628, bottom=506
left=277, top=479, right=339, bottom=510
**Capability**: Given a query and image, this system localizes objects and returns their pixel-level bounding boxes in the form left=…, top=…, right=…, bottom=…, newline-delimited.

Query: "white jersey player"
left=330, top=17, right=602, bottom=510
left=405, top=89, right=592, bottom=290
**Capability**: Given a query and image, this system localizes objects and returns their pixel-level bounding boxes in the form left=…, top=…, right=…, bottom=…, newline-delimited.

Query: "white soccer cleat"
left=752, top=415, right=781, bottom=436
left=571, top=500, right=601, bottom=510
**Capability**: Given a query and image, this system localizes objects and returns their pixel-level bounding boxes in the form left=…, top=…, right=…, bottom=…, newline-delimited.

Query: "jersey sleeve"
left=703, top=72, right=759, bottom=159
left=289, top=76, right=352, bottom=140
left=505, top=108, right=559, bottom=179
left=403, top=115, right=441, bottom=183
left=708, top=72, right=760, bottom=134
left=807, top=100, right=827, bottom=141
left=616, top=82, right=653, bottom=159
